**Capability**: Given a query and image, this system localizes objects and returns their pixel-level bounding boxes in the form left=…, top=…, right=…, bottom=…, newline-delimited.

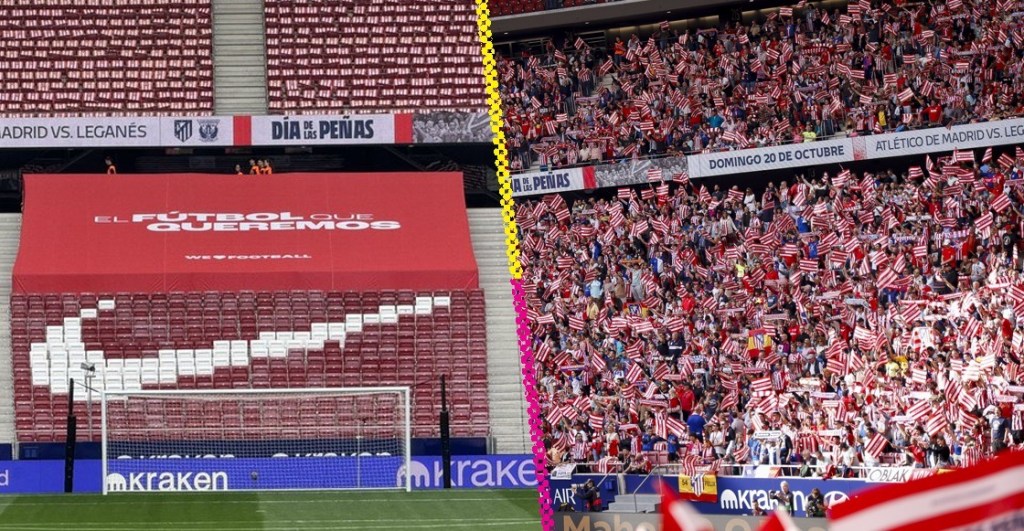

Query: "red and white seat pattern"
left=0, top=0, right=213, bottom=116
left=490, top=0, right=621, bottom=16
left=264, top=0, right=486, bottom=114
left=14, top=290, right=488, bottom=441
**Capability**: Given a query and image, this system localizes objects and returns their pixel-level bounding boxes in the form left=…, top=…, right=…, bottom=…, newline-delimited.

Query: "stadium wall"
left=0, top=113, right=492, bottom=149
left=549, top=474, right=872, bottom=516
left=0, top=454, right=537, bottom=493
left=552, top=513, right=829, bottom=531
left=511, top=118, right=1024, bottom=197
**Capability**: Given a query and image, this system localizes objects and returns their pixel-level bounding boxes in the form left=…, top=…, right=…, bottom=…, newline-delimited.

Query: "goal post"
left=99, top=387, right=412, bottom=494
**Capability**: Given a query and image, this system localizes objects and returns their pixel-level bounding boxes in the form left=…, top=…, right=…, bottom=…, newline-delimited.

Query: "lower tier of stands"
left=14, top=290, right=488, bottom=441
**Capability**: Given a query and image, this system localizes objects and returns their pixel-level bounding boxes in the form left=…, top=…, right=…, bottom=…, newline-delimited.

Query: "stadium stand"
left=521, top=148, right=1024, bottom=476
left=490, top=0, right=623, bottom=16
left=497, top=0, right=1024, bottom=170
left=14, top=289, right=488, bottom=440
left=264, top=0, right=487, bottom=114
left=0, top=0, right=214, bottom=116
left=10, top=172, right=492, bottom=445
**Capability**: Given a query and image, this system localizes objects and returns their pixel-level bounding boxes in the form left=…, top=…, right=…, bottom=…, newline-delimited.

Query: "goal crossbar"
left=100, top=386, right=412, bottom=494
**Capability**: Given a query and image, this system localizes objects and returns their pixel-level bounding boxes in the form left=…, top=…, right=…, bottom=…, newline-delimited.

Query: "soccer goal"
left=99, top=387, right=411, bottom=494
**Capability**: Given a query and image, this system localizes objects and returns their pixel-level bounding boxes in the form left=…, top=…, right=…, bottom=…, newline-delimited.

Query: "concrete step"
left=212, top=0, right=268, bottom=115
left=214, top=12, right=264, bottom=24
left=606, top=494, right=661, bottom=514
left=469, top=208, right=528, bottom=454
left=0, top=214, right=20, bottom=443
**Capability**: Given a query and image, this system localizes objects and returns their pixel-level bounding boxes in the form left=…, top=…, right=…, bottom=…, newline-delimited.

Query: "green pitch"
left=0, top=489, right=542, bottom=531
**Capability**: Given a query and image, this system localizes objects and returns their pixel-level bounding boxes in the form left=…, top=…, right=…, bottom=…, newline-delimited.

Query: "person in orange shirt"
left=613, top=37, right=626, bottom=67
left=259, top=160, right=273, bottom=174
left=249, top=159, right=259, bottom=174
left=234, top=164, right=243, bottom=175
left=104, top=157, right=117, bottom=174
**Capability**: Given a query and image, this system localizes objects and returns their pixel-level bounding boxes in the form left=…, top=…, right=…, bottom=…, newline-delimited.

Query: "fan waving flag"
left=829, top=450, right=1024, bottom=531
left=661, top=481, right=714, bottom=531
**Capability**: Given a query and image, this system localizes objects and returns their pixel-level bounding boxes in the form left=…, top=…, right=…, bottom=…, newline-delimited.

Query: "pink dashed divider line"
left=511, top=278, right=553, bottom=530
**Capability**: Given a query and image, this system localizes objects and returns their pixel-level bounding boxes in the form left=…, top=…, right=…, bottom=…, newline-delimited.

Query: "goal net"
left=100, top=387, right=411, bottom=494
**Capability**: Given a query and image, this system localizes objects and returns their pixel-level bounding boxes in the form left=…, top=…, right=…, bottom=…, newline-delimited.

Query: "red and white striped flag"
left=976, top=211, right=993, bottom=233
left=876, top=267, right=898, bottom=290
left=983, top=147, right=993, bottom=163
left=751, top=376, right=774, bottom=396
left=661, top=481, right=714, bottom=531
left=998, top=152, right=1015, bottom=169
left=863, top=432, right=888, bottom=460
left=758, top=509, right=800, bottom=531
left=906, top=401, right=930, bottom=426
left=954, top=149, right=975, bottom=163
left=733, top=444, right=750, bottom=463
left=626, top=363, right=646, bottom=383
left=925, top=412, right=948, bottom=436
left=666, top=415, right=688, bottom=438
left=829, top=451, right=1024, bottom=531
left=992, top=192, right=1012, bottom=213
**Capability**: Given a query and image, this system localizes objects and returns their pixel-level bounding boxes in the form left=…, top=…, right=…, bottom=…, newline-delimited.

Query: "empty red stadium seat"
left=0, top=0, right=214, bottom=116
left=16, top=288, right=487, bottom=441
left=263, top=0, right=485, bottom=114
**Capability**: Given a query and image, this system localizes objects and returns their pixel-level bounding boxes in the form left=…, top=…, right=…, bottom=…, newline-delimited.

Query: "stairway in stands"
left=0, top=214, right=21, bottom=443
left=466, top=209, right=529, bottom=454
left=211, top=0, right=269, bottom=115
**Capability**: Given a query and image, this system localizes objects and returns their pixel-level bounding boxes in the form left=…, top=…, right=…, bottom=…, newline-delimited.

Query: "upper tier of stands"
left=16, top=289, right=488, bottom=441
left=499, top=0, right=1024, bottom=170
left=490, top=0, right=622, bottom=17
left=264, top=0, right=486, bottom=114
left=522, top=149, right=1024, bottom=474
left=0, top=0, right=214, bottom=116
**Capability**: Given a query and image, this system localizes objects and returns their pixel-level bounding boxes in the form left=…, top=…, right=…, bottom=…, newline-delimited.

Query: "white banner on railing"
left=0, top=116, right=235, bottom=148
left=856, top=118, right=1024, bottom=160
left=0, top=117, right=160, bottom=148
left=687, top=138, right=854, bottom=178
left=249, top=114, right=395, bottom=145
left=511, top=166, right=595, bottom=197
left=862, top=467, right=939, bottom=484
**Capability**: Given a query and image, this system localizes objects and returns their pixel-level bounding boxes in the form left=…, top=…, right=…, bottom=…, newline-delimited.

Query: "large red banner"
left=14, top=172, right=479, bottom=293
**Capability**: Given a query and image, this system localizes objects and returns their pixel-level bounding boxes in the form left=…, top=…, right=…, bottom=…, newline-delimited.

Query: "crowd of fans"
left=523, top=148, right=1024, bottom=478
left=499, top=0, right=1024, bottom=170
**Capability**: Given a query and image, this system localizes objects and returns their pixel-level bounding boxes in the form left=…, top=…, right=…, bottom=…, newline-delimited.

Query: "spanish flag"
left=677, top=473, right=718, bottom=503
left=747, top=328, right=773, bottom=357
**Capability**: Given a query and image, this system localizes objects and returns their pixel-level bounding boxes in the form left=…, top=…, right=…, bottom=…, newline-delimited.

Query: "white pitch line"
left=0, top=520, right=540, bottom=530
left=5, top=496, right=525, bottom=507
